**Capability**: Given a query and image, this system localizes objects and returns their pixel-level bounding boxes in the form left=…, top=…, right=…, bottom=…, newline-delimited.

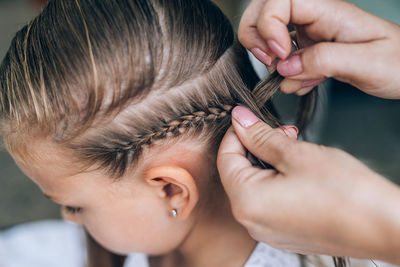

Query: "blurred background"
left=0, top=0, right=399, bottom=229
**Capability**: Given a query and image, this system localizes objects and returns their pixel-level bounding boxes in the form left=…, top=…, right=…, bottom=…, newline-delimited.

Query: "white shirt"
left=1, top=220, right=397, bottom=267
left=124, top=242, right=301, bottom=267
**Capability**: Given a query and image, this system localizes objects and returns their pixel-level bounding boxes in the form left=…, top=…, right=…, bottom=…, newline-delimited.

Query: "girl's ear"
left=144, top=166, right=199, bottom=220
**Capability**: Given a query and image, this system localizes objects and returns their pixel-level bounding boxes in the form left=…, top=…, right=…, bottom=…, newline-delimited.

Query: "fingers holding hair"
left=217, top=127, right=277, bottom=190
left=221, top=107, right=302, bottom=174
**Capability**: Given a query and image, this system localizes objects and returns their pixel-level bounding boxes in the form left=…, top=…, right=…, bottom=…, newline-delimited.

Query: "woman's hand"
left=217, top=107, right=400, bottom=265
left=239, top=0, right=400, bottom=99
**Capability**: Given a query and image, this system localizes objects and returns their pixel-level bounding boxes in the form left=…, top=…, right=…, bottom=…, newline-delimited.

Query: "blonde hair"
left=0, top=1, right=343, bottom=267
left=0, top=0, right=294, bottom=177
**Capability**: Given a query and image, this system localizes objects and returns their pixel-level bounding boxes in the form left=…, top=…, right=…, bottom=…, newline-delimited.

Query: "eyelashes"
left=64, top=206, right=82, bottom=214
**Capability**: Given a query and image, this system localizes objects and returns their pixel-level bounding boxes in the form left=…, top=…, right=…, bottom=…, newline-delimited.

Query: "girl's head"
left=0, top=0, right=291, bottom=255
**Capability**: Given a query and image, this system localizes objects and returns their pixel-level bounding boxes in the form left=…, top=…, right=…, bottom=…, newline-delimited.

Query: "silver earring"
left=291, top=38, right=299, bottom=52
left=172, top=209, right=178, bottom=218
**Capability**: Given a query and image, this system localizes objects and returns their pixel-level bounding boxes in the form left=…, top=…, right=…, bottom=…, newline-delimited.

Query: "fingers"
left=238, top=0, right=275, bottom=65
left=217, top=127, right=251, bottom=183
left=256, top=0, right=292, bottom=59
left=229, top=106, right=303, bottom=173
left=217, top=127, right=277, bottom=195
left=277, top=42, right=377, bottom=88
left=240, top=0, right=322, bottom=59
left=280, top=76, right=326, bottom=95
left=239, top=0, right=390, bottom=62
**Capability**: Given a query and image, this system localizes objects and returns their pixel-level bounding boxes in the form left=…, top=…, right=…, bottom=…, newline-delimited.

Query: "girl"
left=0, top=0, right=327, bottom=266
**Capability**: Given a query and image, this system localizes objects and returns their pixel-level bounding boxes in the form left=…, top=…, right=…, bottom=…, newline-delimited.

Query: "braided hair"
left=0, top=0, right=335, bottom=266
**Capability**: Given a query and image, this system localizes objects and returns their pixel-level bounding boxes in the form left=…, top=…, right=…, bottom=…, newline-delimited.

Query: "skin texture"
left=217, top=106, right=400, bottom=265
left=239, top=0, right=400, bottom=98
left=217, top=0, right=400, bottom=263
left=14, top=137, right=256, bottom=267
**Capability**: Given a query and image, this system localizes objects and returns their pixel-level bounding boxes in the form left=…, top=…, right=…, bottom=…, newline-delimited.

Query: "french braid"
left=128, top=105, right=233, bottom=148
left=72, top=104, right=235, bottom=177
left=0, top=0, right=338, bottom=266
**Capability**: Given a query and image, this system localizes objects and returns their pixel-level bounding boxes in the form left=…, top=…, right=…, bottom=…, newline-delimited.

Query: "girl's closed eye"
left=64, top=206, right=82, bottom=214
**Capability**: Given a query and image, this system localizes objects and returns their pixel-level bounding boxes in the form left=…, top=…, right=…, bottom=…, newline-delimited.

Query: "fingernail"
left=267, top=40, right=286, bottom=59
left=232, top=106, right=260, bottom=128
left=302, top=78, right=327, bottom=88
left=280, top=126, right=299, bottom=139
left=250, top=48, right=272, bottom=66
left=277, top=54, right=303, bottom=76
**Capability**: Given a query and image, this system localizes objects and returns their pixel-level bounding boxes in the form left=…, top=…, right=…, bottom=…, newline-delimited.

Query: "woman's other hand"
left=239, top=0, right=400, bottom=99
left=217, top=106, right=400, bottom=265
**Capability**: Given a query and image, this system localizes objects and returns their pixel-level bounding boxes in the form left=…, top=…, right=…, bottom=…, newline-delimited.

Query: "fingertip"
left=237, top=25, right=255, bottom=50
left=257, top=23, right=292, bottom=60
left=257, top=1, right=292, bottom=59
left=238, top=0, right=272, bottom=53
left=302, top=78, right=327, bottom=88
left=267, top=40, right=288, bottom=60
left=233, top=119, right=298, bottom=173
left=279, top=78, right=303, bottom=94
left=238, top=27, right=276, bottom=67
left=277, top=54, right=303, bottom=76
left=250, top=48, right=272, bottom=66
left=231, top=106, right=261, bottom=128
left=279, top=126, right=299, bottom=139
left=295, top=87, right=314, bottom=96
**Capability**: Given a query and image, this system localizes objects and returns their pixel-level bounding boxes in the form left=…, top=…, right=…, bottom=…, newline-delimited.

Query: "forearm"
left=352, top=173, right=400, bottom=265
left=374, top=178, right=400, bottom=264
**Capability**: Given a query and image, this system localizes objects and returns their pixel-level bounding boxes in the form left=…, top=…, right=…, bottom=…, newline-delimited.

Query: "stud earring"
left=291, top=38, right=299, bottom=52
left=172, top=209, right=178, bottom=218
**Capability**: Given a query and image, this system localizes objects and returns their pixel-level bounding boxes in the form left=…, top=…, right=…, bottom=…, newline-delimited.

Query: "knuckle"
left=280, top=86, right=291, bottom=94
left=251, top=126, right=295, bottom=161
left=237, top=22, right=247, bottom=42
left=310, top=144, right=348, bottom=167
left=307, top=43, right=334, bottom=77
left=273, top=136, right=292, bottom=157
left=280, top=79, right=302, bottom=94
left=230, top=166, right=252, bottom=185
left=256, top=13, right=269, bottom=29
left=231, top=204, right=246, bottom=225
left=250, top=125, right=276, bottom=149
left=238, top=31, right=250, bottom=48
left=280, top=86, right=292, bottom=95
left=279, top=80, right=294, bottom=94
left=279, top=141, right=313, bottom=167
left=231, top=200, right=258, bottom=228
left=316, top=143, right=340, bottom=157
left=229, top=185, right=260, bottom=226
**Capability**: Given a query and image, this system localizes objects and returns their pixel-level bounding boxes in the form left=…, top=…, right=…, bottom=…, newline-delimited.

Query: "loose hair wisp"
left=0, top=0, right=340, bottom=266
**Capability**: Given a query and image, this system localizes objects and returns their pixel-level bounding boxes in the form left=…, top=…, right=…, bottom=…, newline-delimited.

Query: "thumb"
left=230, top=106, right=300, bottom=174
left=277, top=42, right=375, bottom=87
left=217, top=127, right=278, bottom=193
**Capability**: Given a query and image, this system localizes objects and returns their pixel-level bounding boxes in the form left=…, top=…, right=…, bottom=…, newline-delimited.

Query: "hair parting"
left=0, top=0, right=346, bottom=267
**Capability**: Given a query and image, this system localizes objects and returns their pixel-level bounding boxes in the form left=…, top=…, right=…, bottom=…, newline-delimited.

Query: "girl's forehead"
left=12, top=137, right=93, bottom=188
left=14, top=140, right=116, bottom=202
left=13, top=138, right=75, bottom=170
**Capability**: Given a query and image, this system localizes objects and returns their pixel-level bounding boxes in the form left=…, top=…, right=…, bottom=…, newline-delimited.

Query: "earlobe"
left=144, top=166, right=199, bottom=220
